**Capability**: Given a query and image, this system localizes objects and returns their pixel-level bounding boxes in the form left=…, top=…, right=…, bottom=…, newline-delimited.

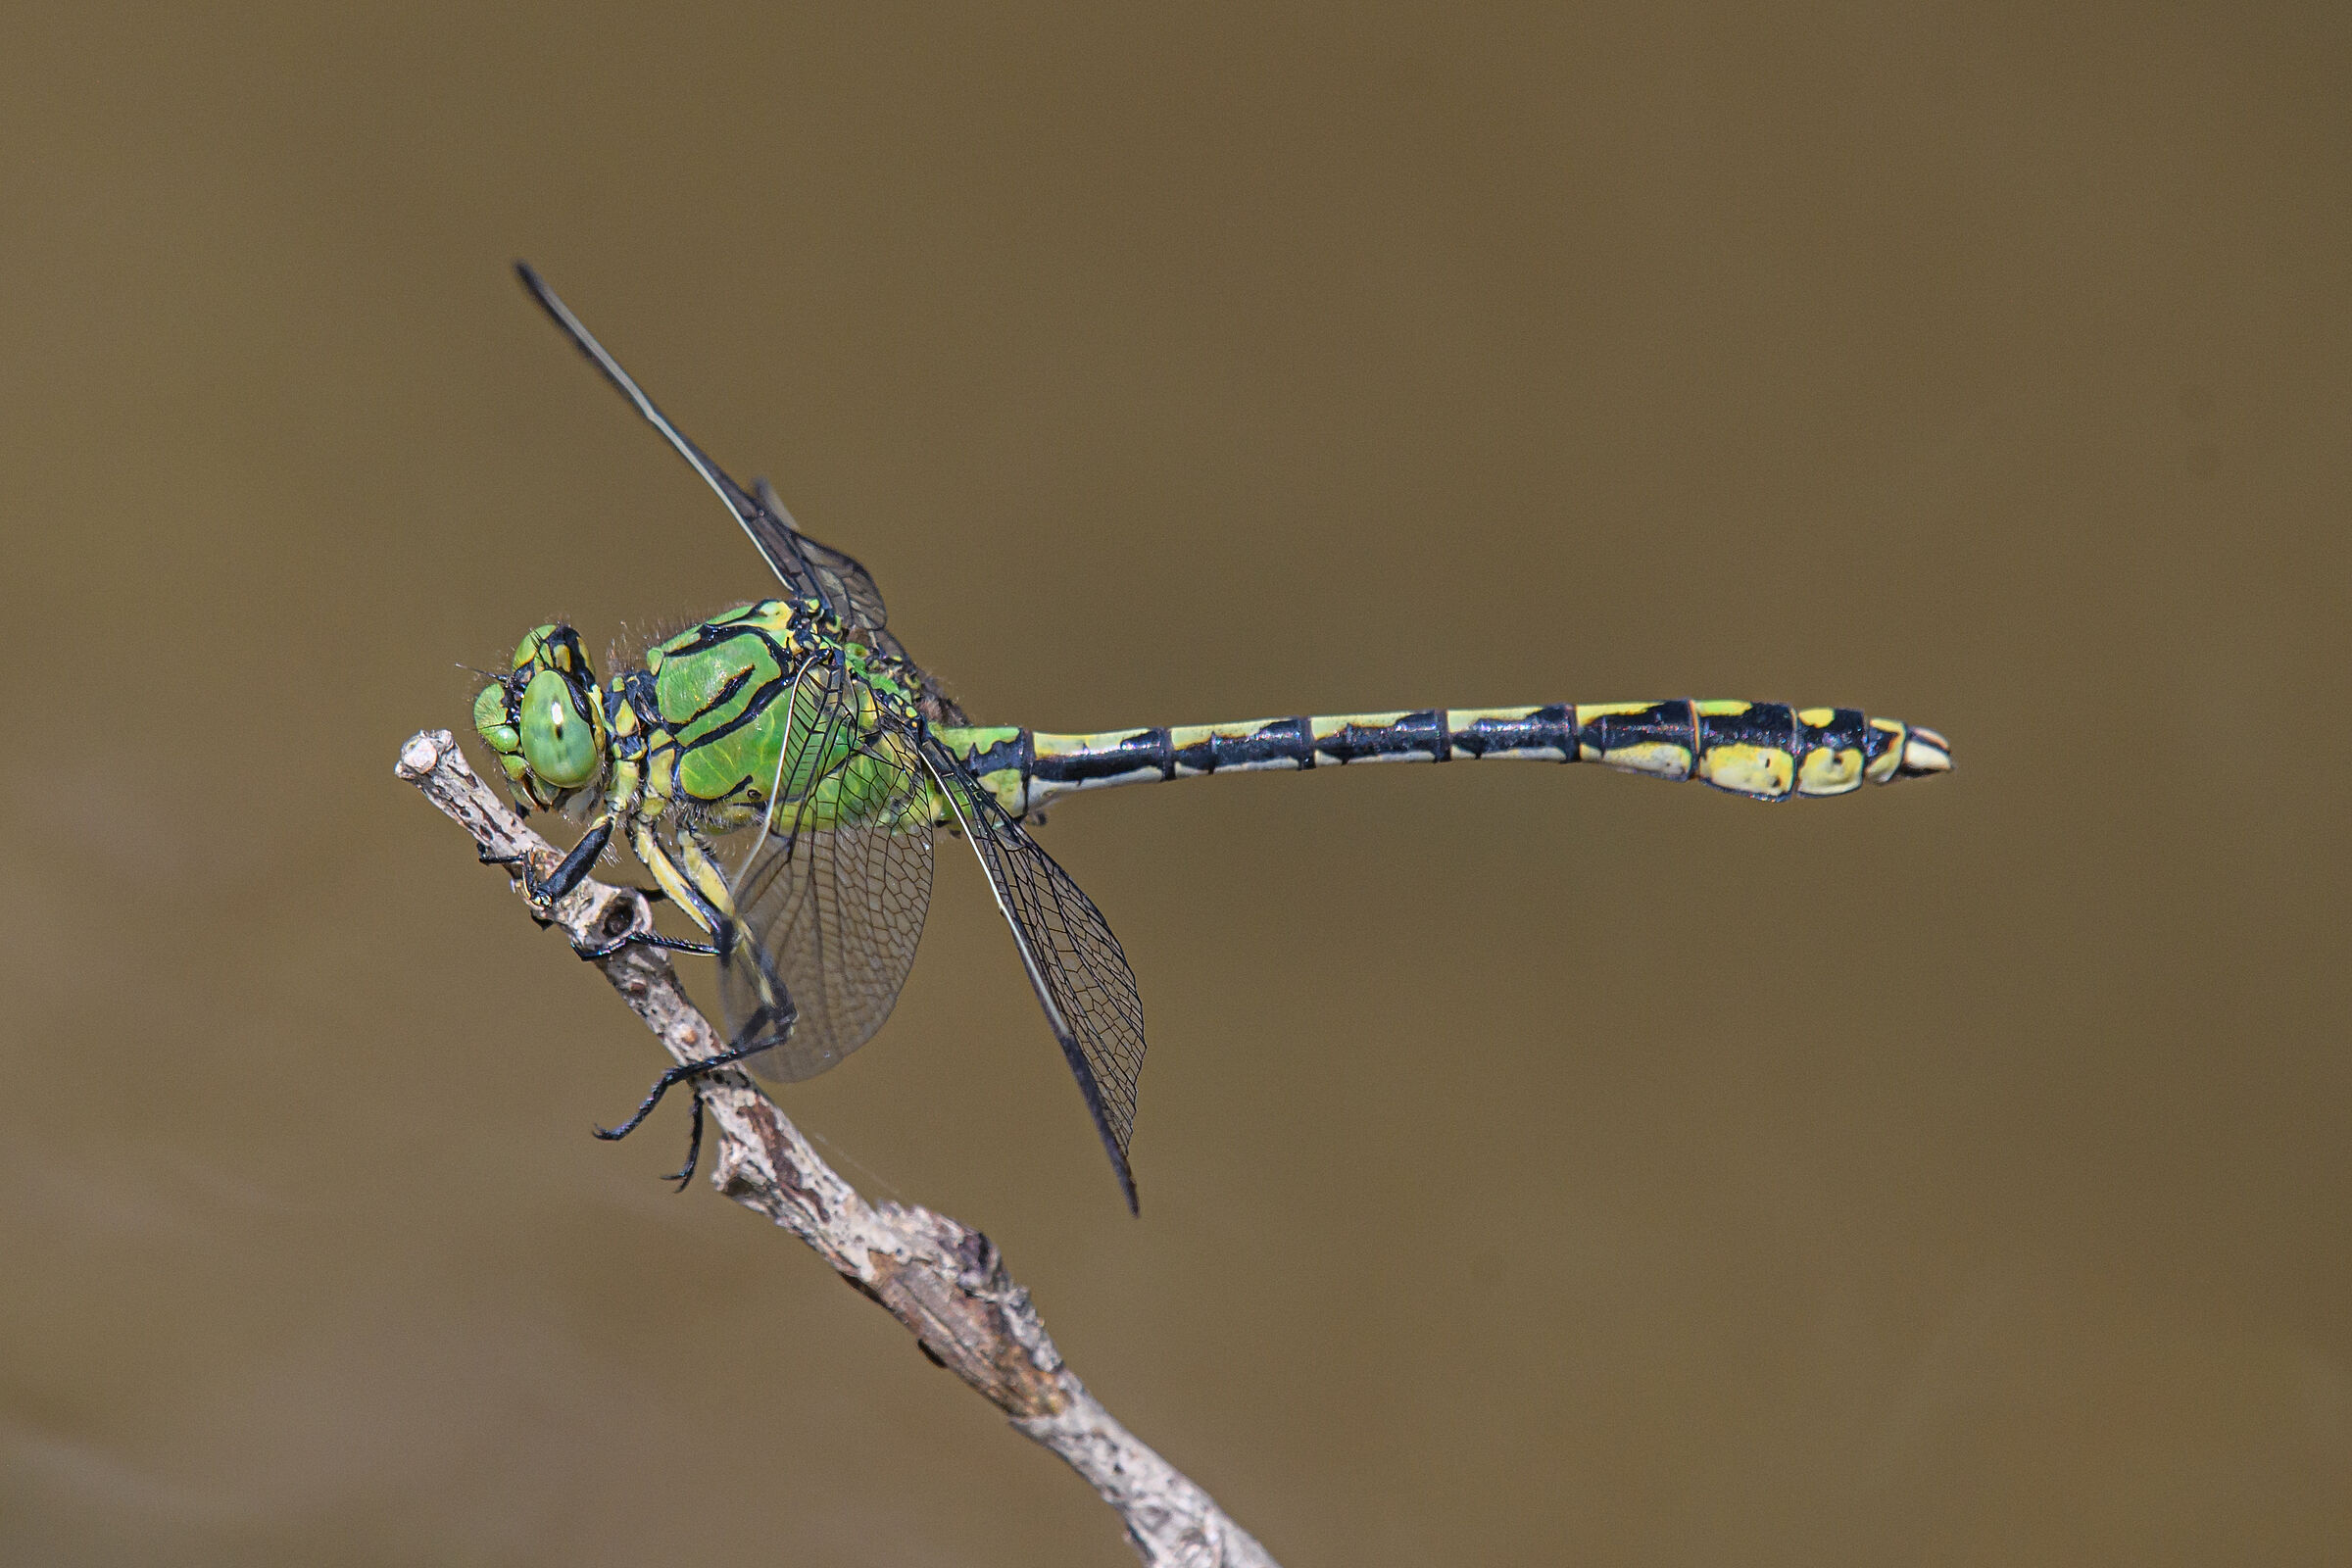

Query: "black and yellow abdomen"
left=931, top=699, right=1951, bottom=816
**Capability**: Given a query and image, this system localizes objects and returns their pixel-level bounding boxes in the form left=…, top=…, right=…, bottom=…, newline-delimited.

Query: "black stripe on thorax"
left=618, top=669, right=664, bottom=734
left=692, top=665, right=756, bottom=724
left=676, top=664, right=792, bottom=754
left=672, top=637, right=819, bottom=756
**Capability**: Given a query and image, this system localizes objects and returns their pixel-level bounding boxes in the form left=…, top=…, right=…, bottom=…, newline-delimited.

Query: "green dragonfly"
left=476, top=265, right=1952, bottom=1212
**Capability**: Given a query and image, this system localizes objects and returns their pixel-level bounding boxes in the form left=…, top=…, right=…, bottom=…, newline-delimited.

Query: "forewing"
left=717, top=665, right=935, bottom=1083
left=919, top=735, right=1146, bottom=1212
left=754, top=478, right=892, bottom=638
left=515, top=265, right=855, bottom=619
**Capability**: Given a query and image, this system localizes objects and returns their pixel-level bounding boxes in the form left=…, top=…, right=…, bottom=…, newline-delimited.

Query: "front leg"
left=481, top=816, right=612, bottom=907
left=479, top=836, right=711, bottom=957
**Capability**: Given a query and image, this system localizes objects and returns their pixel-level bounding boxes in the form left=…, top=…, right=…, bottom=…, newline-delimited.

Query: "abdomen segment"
left=932, top=701, right=1949, bottom=815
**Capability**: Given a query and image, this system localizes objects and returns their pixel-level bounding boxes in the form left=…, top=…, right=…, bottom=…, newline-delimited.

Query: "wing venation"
left=920, top=734, right=1146, bottom=1211
left=716, top=660, right=935, bottom=1082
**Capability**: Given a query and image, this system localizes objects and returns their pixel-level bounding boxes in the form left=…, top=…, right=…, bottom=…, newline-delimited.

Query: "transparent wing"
left=750, top=477, right=968, bottom=721
left=754, top=478, right=892, bottom=642
left=919, top=734, right=1146, bottom=1212
left=515, top=264, right=884, bottom=629
left=717, top=660, right=935, bottom=1083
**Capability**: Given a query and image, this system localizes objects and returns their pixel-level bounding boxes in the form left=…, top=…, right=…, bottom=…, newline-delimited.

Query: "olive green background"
left=5, top=5, right=2346, bottom=1563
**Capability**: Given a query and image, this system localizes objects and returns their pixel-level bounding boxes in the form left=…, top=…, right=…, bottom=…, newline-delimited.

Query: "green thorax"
left=620, top=598, right=929, bottom=830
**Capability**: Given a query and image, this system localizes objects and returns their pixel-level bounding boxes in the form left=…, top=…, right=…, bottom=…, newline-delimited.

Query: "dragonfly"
left=475, top=265, right=1952, bottom=1213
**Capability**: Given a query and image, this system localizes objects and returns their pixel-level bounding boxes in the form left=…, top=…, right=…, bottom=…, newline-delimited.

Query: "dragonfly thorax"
left=635, top=601, right=934, bottom=826
left=475, top=603, right=940, bottom=841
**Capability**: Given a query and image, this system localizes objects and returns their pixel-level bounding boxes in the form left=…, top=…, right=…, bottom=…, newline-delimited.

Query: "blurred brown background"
left=3, top=3, right=2346, bottom=1563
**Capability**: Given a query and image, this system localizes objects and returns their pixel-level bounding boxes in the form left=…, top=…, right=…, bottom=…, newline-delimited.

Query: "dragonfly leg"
left=672, top=825, right=738, bottom=921
left=482, top=824, right=710, bottom=957
left=592, top=1029, right=779, bottom=1186
left=627, top=820, right=731, bottom=937
left=569, top=921, right=721, bottom=962
left=665, top=1093, right=705, bottom=1189
left=594, top=820, right=785, bottom=1186
left=567, top=865, right=721, bottom=962
left=675, top=823, right=801, bottom=1052
left=481, top=817, right=612, bottom=906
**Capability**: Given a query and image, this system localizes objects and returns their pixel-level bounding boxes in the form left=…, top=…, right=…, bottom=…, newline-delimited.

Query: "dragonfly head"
left=473, top=624, right=610, bottom=811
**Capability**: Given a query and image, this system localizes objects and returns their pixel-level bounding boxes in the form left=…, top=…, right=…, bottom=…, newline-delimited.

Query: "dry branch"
left=396, top=729, right=1277, bottom=1568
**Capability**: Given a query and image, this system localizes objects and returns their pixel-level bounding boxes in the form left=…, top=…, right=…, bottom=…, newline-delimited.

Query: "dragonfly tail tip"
left=1898, top=725, right=1953, bottom=778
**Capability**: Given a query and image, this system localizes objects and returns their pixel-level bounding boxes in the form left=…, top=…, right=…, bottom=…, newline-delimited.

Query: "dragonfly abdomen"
left=933, top=700, right=1949, bottom=814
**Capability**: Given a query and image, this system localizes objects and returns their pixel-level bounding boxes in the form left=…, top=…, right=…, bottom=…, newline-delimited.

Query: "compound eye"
left=518, top=667, right=599, bottom=789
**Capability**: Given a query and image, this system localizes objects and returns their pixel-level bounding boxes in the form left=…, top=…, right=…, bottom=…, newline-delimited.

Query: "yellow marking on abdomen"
left=1865, top=718, right=1909, bottom=783
left=1796, top=747, right=1865, bottom=795
left=1696, top=744, right=1794, bottom=798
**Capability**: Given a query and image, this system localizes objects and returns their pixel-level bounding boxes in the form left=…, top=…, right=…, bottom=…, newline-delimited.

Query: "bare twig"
left=396, top=730, right=1277, bottom=1568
